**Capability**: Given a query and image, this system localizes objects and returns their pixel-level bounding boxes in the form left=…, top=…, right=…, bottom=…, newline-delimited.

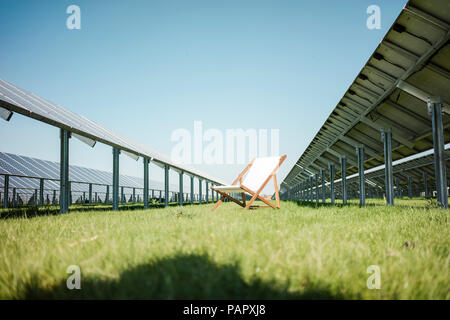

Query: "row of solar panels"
left=0, top=175, right=165, bottom=196
left=0, top=79, right=227, bottom=186
left=0, top=172, right=204, bottom=205
left=286, top=147, right=450, bottom=198
left=0, top=151, right=187, bottom=194
left=332, top=148, right=450, bottom=191
left=281, top=0, right=450, bottom=190
left=362, top=150, right=450, bottom=187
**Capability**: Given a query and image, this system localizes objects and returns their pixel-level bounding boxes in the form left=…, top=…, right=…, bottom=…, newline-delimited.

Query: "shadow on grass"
left=22, top=253, right=343, bottom=299
left=0, top=201, right=209, bottom=220
left=291, top=198, right=440, bottom=210
left=290, top=200, right=377, bottom=209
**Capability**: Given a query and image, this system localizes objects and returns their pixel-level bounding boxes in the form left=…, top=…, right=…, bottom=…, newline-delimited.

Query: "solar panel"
left=0, top=152, right=184, bottom=194
left=282, top=0, right=450, bottom=189
left=0, top=78, right=226, bottom=186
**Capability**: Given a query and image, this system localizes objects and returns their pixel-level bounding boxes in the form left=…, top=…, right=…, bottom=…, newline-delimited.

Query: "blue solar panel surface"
left=0, top=152, right=181, bottom=193
left=0, top=78, right=226, bottom=185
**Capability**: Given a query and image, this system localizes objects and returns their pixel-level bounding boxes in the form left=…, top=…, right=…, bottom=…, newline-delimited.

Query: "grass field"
left=0, top=198, right=448, bottom=299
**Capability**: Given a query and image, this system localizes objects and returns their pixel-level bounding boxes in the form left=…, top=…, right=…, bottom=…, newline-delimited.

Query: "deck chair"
left=211, top=155, right=287, bottom=210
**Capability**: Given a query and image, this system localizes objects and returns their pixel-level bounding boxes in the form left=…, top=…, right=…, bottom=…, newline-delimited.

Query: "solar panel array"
left=334, top=148, right=450, bottom=193
left=285, top=147, right=450, bottom=200
left=360, top=150, right=449, bottom=185
left=0, top=152, right=190, bottom=204
left=0, top=79, right=227, bottom=186
left=281, top=0, right=450, bottom=192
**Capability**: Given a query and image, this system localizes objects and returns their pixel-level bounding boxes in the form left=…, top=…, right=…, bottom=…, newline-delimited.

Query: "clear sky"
left=0, top=0, right=407, bottom=195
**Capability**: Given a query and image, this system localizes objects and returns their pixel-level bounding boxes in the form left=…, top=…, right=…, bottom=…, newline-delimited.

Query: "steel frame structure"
left=280, top=0, right=450, bottom=208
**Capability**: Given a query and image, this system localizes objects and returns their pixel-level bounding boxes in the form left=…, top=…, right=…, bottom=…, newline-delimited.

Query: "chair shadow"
left=23, top=253, right=343, bottom=300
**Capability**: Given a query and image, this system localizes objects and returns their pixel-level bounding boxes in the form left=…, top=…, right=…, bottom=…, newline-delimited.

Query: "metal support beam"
left=190, top=176, right=194, bottom=205
left=408, top=176, right=413, bottom=199
left=106, top=185, right=110, bottom=204
left=356, top=146, right=365, bottom=206
left=302, top=181, right=305, bottom=202
left=199, top=179, right=203, bottom=204
left=89, top=183, right=93, bottom=206
left=121, top=186, right=124, bottom=204
left=329, top=163, right=335, bottom=204
left=206, top=181, right=209, bottom=204
left=305, top=180, right=308, bottom=202
left=315, top=173, right=319, bottom=204
left=321, top=169, right=326, bottom=203
left=428, top=97, right=448, bottom=208
left=300, top=181, right=304, bottom=201
left=68, top=182, right=72, bottom=206
left=395, top=178, right=399, bottom=198
left=39, top=178, right=44, bottom=207
left=179, top=171, right=184, bottom=206
left=303, top=180, right=306, bottom=201
left=59, top=129, right=70, bottom=214
left=423, top=172, right=428, bottom=199
left=309, top=176, right=313, bottom=202
left=12, top=188, right=16, bottom=207
left=381, top=128, right=394, bottom=205
left=303, top=180, right=306, bottom=202
left=143, top=157, right=149, bottom=209
left=340, top=157, right=347, bottom=204
left=3, top=175, right=9, bottom=208
left=164, top=164, right=169, bottom=207
left=112, top=147, right=120, bottom=211
left=301, top=181, right=304, bottom=201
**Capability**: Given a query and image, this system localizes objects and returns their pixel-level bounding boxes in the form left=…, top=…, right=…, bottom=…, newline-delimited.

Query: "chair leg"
left=212, top=195, right=224, bottom=211
left=256, top=194, right=278, bottom=208
left=241, top=186, right=279, bottom=209
left=244, top=193, right=258, bottom=210
left=273, top=174, right=280, bottom=208
left=212, top=191, right=245, bottom=210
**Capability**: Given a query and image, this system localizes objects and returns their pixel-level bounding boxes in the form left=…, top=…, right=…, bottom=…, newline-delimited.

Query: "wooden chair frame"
left=211, top=155, right=287, bottom=211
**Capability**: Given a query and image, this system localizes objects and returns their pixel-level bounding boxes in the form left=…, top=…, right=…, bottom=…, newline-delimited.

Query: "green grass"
left=0, top=198, right=448, bottom=299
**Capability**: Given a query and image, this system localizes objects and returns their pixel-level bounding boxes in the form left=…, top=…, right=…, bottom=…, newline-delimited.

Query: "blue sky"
left=0, top=0, right=407, bottom=194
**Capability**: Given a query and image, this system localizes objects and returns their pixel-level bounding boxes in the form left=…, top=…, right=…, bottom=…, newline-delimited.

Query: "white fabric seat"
left=212, top=185, right=245, bottom=193
left=241, top=156, right=281, bottom=191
